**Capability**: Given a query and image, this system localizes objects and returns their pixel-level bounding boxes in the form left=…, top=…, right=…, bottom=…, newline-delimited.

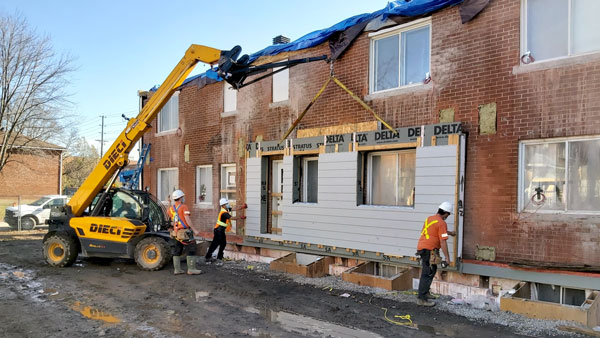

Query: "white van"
left=4, top=195, right=68, bottom=230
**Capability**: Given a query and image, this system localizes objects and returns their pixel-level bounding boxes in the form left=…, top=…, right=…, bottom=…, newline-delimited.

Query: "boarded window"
left=272, top=62, right=289, bottom=103
left=223, top=83, right=237, bottom=113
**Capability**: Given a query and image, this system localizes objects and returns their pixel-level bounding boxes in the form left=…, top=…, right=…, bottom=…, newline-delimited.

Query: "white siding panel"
left=417, top=145, right=457, bottom=158
left=245, top=157, right=262, bottom=235
left=416, top=166, right=456, bottom=177
left=249, top=146, right=461, bottom=257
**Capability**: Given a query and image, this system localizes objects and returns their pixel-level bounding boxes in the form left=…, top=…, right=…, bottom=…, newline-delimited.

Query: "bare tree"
left=62, top=135, right=99, bottom=192
left=0, top=13, right=73, bottom=172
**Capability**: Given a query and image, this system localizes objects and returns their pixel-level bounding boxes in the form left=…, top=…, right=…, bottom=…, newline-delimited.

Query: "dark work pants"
left=418, top=249, right=437, bottom=300
left=205, top=226, right=227, bottom=260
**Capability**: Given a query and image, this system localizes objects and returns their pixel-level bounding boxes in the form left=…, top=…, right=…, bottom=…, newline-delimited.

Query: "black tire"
left=134, top=237, right=170, bottom=271
left=43, top=233, right=78, bottom=267
left=20, top=216, right=36, bottom=230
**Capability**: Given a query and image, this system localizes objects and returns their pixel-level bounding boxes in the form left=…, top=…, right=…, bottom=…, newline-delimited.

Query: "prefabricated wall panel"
left=246, top=145, right=458, bottom=258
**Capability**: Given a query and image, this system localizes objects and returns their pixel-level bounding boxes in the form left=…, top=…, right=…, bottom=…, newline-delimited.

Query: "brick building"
left=0, top=139, right=65, bottom=198
left=143, top=0, right=600, bottom=308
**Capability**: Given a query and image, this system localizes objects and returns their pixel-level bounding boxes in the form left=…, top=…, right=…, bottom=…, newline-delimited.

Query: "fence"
left=0, top=195, right=55, bottom=232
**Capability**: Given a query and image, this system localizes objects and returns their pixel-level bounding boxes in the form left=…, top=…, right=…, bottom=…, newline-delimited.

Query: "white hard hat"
left=219, top=198, right=229, bottom=206
left=172, top=189, right=185, bottom=200
left=439, top=201, right=453, bottom=213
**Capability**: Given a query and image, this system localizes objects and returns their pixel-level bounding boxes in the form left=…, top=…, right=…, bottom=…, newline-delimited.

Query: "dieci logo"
left=90, top=223, right=122, bottom=236
left=102, top=140, right=127, bottom=170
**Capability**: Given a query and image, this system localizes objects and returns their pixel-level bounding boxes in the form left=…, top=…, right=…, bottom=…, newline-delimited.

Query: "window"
left=522, top=0, right=600, bottom=62
left=110, top=191, right=142, bottom=219
left=223, top=83, right=237, bottom=113
left=220, top=164, right=236, bottom=203
left=366, top=150, right=416, bottom=206
left=157, top=91, right=179, bottom=132
left=519, top=137, right=600, bottom=212
left=272, top=61, right=289, bottom=103
left=196, top=165, right=213, bottom=204
left=157, top=168, right=178, bottom=203
left=300, top=157, right=318, bottom=203
left=370, top=19, right=430, bottom=93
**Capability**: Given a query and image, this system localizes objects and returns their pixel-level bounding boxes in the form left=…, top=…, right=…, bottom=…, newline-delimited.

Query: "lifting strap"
left=279, top=73, right=398, bottom=144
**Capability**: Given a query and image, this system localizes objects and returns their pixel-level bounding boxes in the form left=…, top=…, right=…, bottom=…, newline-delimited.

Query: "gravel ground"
left=221, top=258, right=587, bottom=338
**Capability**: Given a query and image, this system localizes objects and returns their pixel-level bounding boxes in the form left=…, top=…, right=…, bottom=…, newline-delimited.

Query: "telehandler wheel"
left=43, top=233, right=78, bottom=267
left=134, top=237, right=170, bottom=271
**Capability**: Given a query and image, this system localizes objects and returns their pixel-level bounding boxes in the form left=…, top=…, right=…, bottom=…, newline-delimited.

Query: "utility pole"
left=100, top=115, right=105, bottom=157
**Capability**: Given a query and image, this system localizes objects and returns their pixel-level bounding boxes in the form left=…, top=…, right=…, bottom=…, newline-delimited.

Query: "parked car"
left=4, top=195, right=68, bottom=230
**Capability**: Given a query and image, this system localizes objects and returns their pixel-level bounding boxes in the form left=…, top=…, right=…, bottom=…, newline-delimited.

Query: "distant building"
left=0, top=137, right=65, bottom=198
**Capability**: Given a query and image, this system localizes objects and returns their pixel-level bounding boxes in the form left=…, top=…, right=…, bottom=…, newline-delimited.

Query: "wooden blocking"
left=269, top=253, right=334, bottom=278
left=342, top=262, right=419, bottom=291
left=500, top=282, right=600, bottom=327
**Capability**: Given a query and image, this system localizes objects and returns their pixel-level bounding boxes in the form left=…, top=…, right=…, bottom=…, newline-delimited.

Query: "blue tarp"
left=154, top=0, right=464, bottom=90
left=247, top=0, right=463, bottom=63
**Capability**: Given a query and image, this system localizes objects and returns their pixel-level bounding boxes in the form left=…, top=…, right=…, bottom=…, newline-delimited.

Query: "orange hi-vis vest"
left=215, top=207, right=232, bottom=232
left=169, top=203, right=188, bottom=230
left=417, top=214, right=448, bottom=251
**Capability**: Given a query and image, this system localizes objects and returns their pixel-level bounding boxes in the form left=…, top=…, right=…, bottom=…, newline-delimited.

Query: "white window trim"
left=156, top=91, right=179, bottom=134
left=301, top=157, right=318, bottom=204
left=366, top=150, right=415, bottom=208
left=220, top=163, right=237, bottom=203
left=157, top=167, right=178, bottom=203
left=368, top=17, right=431, bottom=94
left=196, top=165, right=213, bottom=207
left=518, top=135, right=600, bottom=214
left=520, top=0, right=600, bottom=65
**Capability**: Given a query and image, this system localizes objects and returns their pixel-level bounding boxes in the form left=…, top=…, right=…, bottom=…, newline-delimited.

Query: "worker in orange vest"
left=416, top=201, right=456, bottom=306
left=169, top=189, right=202, bottom=275
left=204, top=198, right=245, bottom=266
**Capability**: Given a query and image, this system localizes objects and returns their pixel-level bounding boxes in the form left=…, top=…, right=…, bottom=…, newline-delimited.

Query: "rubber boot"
left=186, top=256, right=202, bottom=275
left=173, top=256, right=184, bottom=275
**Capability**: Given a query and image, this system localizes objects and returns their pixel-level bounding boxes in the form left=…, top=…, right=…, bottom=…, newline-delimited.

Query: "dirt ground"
left=0, top=231, right=575, bottom=338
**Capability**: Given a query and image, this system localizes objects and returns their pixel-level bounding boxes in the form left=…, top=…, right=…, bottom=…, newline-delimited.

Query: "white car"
left=4, top=195, right=68, bottom=230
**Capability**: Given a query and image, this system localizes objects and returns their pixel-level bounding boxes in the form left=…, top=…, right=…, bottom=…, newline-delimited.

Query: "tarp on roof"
left=247, top=0, right=464, bottom=63
left=169, top=0, right=489, bottom=91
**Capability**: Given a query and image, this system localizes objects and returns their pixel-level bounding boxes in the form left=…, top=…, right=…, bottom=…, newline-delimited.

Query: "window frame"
left=157, top=167, right=178, bottom=203
left=520, top=0, right=600, bottom=64
left=368, top=17, right=432, bottom=94
left=220, top=163, right=237, bottom=204
left=365, top=149, right=416, bottom=208
left=195, top=165, right=213, bottom=206
left=156, top=91, right=179, bottom=134
left=518, top=135, right=600, bottom=214
left=300, top=156, right=318, bottom=204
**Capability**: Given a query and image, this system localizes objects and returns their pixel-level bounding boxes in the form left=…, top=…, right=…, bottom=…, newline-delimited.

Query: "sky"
left=0, top=1, right=387, bottom=159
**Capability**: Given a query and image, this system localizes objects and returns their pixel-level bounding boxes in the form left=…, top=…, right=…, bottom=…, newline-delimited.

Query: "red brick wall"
left=0, top=150, right=62, bottom=198
left=144, top=0, right=600, bottom=265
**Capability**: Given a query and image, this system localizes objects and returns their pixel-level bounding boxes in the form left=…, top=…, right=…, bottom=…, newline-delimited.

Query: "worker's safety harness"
left=170, top=204, right=192, bottom=243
